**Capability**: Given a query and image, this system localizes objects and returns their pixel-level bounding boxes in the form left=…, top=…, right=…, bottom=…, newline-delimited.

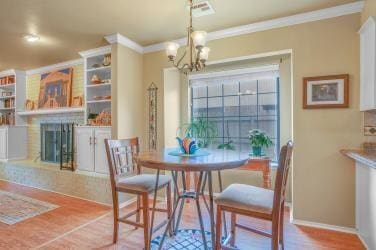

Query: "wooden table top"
left=136, top=148, right=250, bottom=172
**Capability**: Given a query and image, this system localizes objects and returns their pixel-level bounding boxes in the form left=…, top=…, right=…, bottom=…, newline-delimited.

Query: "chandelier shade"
left=191, top=31, right=207, bottom=48
left=165, top=42, right=180, bottom=59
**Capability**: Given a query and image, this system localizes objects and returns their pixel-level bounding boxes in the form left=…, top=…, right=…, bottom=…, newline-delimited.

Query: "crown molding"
left=143, top=1, right=364, bottom=53
left=26, top=58, right=83, bottom=76
left=359, top=15, right=376, bottom=33
left=105, top=33, right=144, bottom=54
left=79, top=45, right=111, bottom=58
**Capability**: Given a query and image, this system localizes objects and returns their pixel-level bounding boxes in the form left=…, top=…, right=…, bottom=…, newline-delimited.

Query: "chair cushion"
left=116, top=174, right=170, bottom=193
left=215, top=184, right=274, bottom=214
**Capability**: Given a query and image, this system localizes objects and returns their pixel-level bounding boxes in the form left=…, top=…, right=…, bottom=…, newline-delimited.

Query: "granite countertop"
left=341, top=149, right=376, bottom=169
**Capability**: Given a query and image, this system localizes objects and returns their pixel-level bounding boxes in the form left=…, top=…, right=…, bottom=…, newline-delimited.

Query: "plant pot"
left=252, top=146, right=262, bottom=156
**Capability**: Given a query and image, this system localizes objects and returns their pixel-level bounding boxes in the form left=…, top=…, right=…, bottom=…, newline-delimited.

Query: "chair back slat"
left=272, top=141, right=293, bottom=216
left=105, top=138, right=140, bottom=188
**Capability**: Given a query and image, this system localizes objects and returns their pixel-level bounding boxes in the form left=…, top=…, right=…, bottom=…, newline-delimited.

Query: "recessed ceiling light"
left=24, top=34, right=40, bottom=43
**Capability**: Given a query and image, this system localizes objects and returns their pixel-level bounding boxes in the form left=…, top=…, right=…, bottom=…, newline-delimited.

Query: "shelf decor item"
left=38, top=68, right=73, bottom=109
left=303, top=74, right=349, bottom=109
left=25, top=100, right=35, bottom=110
left=72, top=96, right=83, bottom=107
left=102, top=53, right=111, bottom=66
left=249, top=129, right=273, bottom=157
left=91, top=74, right=101, bottom=84
left=148, top=82, right=158, bottom=150
left=93, top=108, right=111, bottom=126
left=1, top=91, right=13, bottom=97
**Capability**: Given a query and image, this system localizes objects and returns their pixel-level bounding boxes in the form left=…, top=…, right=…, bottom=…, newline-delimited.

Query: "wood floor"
left=0, top=180, right=365, bottom=250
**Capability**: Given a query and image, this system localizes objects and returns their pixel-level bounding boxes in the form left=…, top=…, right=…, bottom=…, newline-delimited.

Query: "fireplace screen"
left=40, top=123, right=74, bottom=170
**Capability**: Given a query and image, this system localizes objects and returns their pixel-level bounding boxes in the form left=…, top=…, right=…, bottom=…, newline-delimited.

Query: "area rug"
left=151, top=229, right=215, bottom=250
left=0, top=190, right=58, bottom=225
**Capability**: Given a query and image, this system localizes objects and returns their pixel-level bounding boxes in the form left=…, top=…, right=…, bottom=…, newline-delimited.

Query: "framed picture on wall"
left=37, top=68, right=73, bottom=109
left=303, top=74, right=349, bottom=109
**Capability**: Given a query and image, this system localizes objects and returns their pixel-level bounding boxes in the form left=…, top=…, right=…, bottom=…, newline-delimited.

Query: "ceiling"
left=0, top=0, right=361, bottom=71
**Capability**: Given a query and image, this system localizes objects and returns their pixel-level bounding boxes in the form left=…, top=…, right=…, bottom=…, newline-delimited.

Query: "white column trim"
left=105, top=33, right=144, bottom=54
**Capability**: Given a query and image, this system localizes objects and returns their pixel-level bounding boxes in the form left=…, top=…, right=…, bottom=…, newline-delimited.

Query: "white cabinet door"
left=360, top=17, right=376, bottom=111
left=75, top=128, right=95, bottom=172
left=94, top=128, right=111, bottom=174
left=0, top=129, right=7, bottom=160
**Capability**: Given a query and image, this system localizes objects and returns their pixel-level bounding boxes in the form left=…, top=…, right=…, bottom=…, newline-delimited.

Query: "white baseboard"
left=291, top=218, right=357, bottom=234
left=357, top=234, right=369, bottom=250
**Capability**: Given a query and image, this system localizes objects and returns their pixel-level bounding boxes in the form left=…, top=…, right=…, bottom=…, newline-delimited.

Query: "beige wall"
left=362, top=0, right=376, bottom=23
left=163, top=69, right=181, bottom=147
left=143, top=14, right=363, bottom=227
left=111, top=43, right=143, bottom=140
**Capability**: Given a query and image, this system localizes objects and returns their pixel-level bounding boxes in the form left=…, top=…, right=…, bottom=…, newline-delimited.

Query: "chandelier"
left=165, top=0, right=210, bottom=72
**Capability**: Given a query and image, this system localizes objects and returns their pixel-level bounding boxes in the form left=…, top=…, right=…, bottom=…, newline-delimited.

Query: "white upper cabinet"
left=360, top=17, right=376, bottom=111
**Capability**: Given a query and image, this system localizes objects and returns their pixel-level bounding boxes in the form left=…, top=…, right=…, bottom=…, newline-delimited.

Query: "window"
left=190, top=67, right=280, bottom=161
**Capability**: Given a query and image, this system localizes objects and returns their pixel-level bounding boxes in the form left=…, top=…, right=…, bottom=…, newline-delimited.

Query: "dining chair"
left=215, top=141, right=293, bottom=250
left=105, top=138, right=172, bottom=249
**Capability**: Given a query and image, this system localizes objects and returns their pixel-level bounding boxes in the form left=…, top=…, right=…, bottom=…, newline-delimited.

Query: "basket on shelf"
left=89, top=108, right=111, bottom=126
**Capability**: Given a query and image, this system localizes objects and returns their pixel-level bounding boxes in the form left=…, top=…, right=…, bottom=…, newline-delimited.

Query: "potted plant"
left=179, top=117, right=218, bottom=148
left=249, top=129, right=273, bottom=156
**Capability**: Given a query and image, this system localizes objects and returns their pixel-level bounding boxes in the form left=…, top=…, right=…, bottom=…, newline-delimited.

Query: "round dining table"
left=136, top=148, right=249, bottom=250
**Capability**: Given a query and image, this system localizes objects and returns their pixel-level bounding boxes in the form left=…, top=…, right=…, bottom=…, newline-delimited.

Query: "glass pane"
left=224, top=118, right=240, bottom=138
left=258, top=116, right=277, bottom=139
left=240, top=95, right=257, bottom=116
left=264, top=139, right=278, bottom=161
left=192, top=86, right=207, bottom=98
left=223, top=82, right=239, bottom=96
left=192, top=98, right=207, bottom=117
left=208, top=84, right=222, bottom=97
left=209, top=137, right=224, bottom=149
left=208, top=117, right=223, bottom=138
left=208, top=97, right=223, bottom=117
left=224, top=96, right=239, bottom=116
left=258, top=78, right=277, bottom=93
left=240, top=80, right=257, bottom=95
left=258, top=93, right=277, bottom=116
left=239, top=138, right=250, bottom=152
left=240, top=117, right=258, bottom=139
left=230, top=138, right=241, bottom=151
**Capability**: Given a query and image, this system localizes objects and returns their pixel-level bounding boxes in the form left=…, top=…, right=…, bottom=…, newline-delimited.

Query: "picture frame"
left=37, top=68, right=73, bottom=109
left=72, top=96, right=83, bottom=107
left=25, top=99, right=35, bottom=110
left=303, top=74, right=349, bottom=109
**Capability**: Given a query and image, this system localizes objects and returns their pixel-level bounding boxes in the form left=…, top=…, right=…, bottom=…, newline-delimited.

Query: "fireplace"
left=40, top=123, right=75, bottom=170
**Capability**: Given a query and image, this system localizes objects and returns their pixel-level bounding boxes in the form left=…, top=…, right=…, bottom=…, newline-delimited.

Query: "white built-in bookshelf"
left=80, top=46, right=112, bottom=125
left=0, top=69, right=26, bottom=125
